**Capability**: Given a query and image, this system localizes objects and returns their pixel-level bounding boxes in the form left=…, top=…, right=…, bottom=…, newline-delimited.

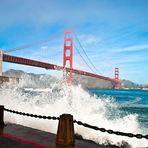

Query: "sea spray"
left=0, top=75, right=147, bottom=148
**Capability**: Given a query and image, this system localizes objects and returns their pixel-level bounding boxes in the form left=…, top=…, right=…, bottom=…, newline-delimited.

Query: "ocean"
left=89, top=89, right=148, bottom=131
left=0, top=76, right=148, bottom=147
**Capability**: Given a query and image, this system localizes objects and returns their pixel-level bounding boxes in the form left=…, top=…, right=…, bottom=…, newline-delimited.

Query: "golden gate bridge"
left=0, top=30, right=120, bottom=88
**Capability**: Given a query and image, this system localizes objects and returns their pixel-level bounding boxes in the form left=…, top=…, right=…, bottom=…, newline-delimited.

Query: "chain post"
left=56, top=114, right=74, bottom=146
left=0, top=105, right=4, bottom=128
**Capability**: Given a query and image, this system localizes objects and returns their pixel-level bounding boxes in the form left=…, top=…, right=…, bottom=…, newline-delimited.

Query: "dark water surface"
left=89, top=89, right=148, bottom=131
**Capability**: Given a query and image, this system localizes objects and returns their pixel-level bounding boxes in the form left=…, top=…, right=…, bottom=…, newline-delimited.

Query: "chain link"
left=74, top=120, right=148, bottom=140
left=4, top=108, right=148, bottom=140
left=4, top=108, right=59, bottom=120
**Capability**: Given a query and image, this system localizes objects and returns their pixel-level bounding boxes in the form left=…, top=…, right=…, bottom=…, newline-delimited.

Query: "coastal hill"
left=3, top=69, right=114, bottom=89
left=121, top=79, right=148, bottom=89
left=3, top=69, right=148, bottom=89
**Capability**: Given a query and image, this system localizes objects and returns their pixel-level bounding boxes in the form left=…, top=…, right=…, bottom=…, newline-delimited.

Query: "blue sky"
left=0, top=0, right=148, bottom=84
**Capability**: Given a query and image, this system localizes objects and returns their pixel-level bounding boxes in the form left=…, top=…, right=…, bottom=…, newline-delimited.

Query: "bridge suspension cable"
left=74, top=44, right=96, bottom=74
left=3, top=32, right=62, bottom=53
left=74, top=33, right=102, bottom=75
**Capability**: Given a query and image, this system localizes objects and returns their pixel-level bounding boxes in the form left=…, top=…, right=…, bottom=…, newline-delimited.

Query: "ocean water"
left=89, top=89, right=148, bottom=130
left=0, top=76, right=148, bottom=148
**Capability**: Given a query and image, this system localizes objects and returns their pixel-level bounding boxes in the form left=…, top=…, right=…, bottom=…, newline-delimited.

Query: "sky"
left=0, top=0, right=148, bottom=84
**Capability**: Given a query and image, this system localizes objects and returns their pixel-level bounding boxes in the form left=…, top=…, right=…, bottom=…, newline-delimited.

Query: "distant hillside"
left=121, top=79, right=139, bottom=88
left=3, top=69, right=25, bottom=78
left=121, top=79, right=148, bottom=89
left=3, top=69, right=114, bottom=89
left=3, top=69, right=58, bottom=88
left=72, top=74, right=114, bottom=89
left=3, top=69, right=148, bottom=89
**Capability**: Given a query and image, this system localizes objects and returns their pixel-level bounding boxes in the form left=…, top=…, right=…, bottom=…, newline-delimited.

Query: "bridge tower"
left=63, top=31, right=73, bottom=83
left=0, top=50, right=3, bottom=76
left=114, top=67, right=120, bottom=89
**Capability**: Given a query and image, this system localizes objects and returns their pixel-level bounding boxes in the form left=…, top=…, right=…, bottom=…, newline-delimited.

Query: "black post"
left=0, top=105, right=4, bottom=128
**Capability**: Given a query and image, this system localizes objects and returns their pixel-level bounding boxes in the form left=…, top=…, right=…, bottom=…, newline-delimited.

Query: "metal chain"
left=74, top=120, right=148, bottom=140
left=4, top=108, right=59, bottom=120
left=4, top=108, right=148, bottom=140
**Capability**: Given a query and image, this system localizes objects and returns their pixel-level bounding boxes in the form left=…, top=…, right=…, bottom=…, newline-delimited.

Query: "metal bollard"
left=0, top=105, right=4, bottom=128
left=56, top=114, right=74, bottom=146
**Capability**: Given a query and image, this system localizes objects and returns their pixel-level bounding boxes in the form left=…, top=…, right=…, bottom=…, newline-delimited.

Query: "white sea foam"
left=0, top=76, right=148, bottom=148
left=123, top=97, right=142, bottom=104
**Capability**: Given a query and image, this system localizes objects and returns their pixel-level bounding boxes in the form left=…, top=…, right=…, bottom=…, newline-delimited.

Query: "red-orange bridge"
left=0, top=31, right=120, bottom=88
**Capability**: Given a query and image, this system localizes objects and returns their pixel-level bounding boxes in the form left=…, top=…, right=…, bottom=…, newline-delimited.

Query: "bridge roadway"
left=3, top=54, right=116, bottom=84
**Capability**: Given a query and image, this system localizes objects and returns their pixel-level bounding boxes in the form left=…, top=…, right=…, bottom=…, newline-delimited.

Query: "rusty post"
left=56, top=114, right=74, bottom=146
left=0, top=105, right=4, bottom=128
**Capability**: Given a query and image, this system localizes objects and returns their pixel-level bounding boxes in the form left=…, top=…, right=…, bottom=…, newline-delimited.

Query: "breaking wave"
left=0, top=75, right=148, bottom=148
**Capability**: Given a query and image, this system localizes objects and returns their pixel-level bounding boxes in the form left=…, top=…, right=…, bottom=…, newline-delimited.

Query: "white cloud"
left=117, top=44, right=148, bottom=52
left=77, top=34, right=101, bottom=45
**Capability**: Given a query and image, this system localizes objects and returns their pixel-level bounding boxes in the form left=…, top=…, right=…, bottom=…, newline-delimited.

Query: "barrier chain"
left=4, top=108, right=59, bottom=120
left=3, top=108, right=148, bottom=140
left=73, top=120, right=148, bottom=140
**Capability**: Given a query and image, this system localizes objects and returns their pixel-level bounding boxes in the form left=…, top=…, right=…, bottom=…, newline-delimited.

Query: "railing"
left=0, top=105, right=148, bottom=147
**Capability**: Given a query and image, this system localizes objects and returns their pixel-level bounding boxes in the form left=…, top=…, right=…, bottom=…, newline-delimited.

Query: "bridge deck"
left=3, top=54, right=116, bottom=83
